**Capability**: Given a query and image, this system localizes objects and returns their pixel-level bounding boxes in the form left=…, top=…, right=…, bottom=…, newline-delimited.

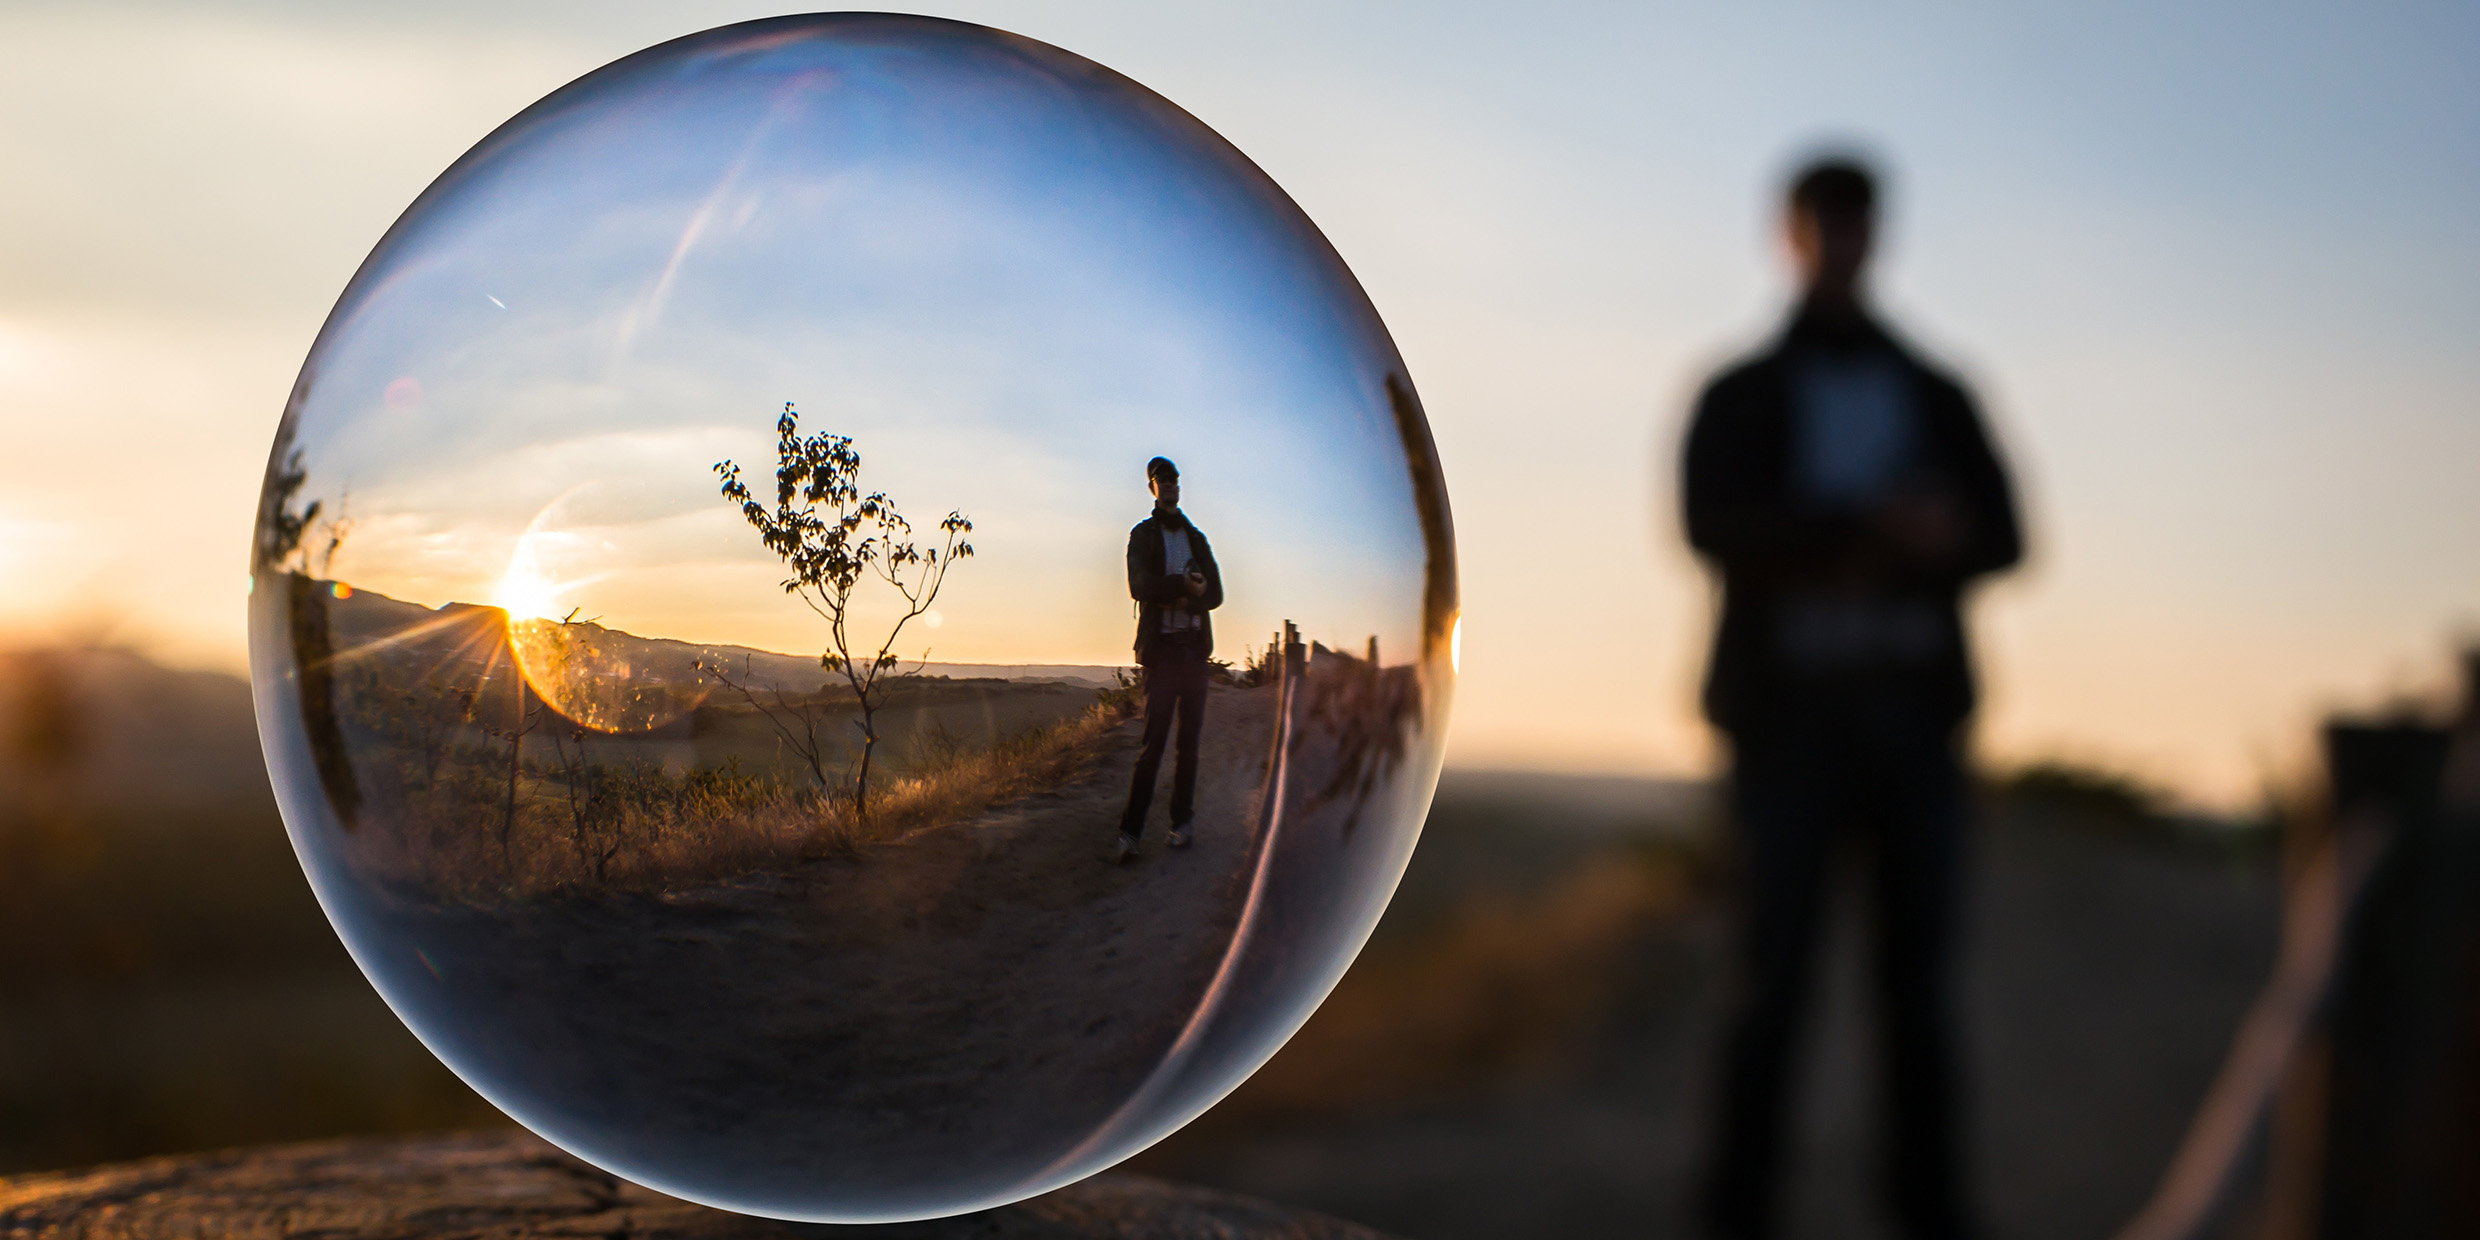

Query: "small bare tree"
left=717, top=402, right=972, bottom=817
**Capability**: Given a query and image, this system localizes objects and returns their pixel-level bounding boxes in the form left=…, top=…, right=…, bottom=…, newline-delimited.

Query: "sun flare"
left=495, top=538, right=565, bottom=622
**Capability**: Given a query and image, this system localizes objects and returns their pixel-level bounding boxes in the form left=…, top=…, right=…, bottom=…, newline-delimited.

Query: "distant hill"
left=0, top=645, right=271, bottom=818
left=1430, top=768, right=1716, bottom=839
left=320, top=583, right=1123, bottom=693
left=0, top=587, right=1122, bottom=819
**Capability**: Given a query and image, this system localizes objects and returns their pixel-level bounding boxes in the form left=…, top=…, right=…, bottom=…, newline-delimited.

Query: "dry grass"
left=349, top=699, right=1137, bottom=900
left=840, top=699, right=1135, bottom=847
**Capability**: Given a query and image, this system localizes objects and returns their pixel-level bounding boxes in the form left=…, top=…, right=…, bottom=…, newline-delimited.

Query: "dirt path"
left=350, top=685, right=1284, bottom=1219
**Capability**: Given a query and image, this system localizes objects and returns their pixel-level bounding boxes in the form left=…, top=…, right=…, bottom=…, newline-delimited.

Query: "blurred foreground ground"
left=0, top=648, right=2275, bottom=1238
left=1135, top=771, right=2275, bottom=1240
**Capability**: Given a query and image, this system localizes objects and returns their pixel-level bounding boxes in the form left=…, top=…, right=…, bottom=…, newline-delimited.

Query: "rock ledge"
left=0, top=1130, right=1394, bottom=1240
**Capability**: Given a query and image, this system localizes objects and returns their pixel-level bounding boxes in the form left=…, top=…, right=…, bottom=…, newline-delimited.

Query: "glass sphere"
left=248, top=13, right=1456, bottom=1225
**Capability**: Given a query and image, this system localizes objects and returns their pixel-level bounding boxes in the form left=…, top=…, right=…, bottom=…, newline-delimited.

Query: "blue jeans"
left=1120, top=642, right=1209, bottom=837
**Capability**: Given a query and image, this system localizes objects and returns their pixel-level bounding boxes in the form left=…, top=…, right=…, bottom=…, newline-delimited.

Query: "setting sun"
left=495, top=538, right=564, bottom=623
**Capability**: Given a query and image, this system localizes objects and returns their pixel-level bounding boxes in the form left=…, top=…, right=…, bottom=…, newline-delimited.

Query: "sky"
left=268, top=16, right=1431, bottom=675
left=3, top=1, right=2475, bottom=808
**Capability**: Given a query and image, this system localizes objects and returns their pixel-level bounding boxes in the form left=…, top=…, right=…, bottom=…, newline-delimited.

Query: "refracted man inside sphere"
left=1118, top=456, right=1224, bottom=863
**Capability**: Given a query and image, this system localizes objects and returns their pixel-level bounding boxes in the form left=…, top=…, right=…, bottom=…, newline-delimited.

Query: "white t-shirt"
left=1780, top=354, right=1945, bottom=670
left=1160, top=522, right=1201, bottom=633
left=1792, top=354, right=1915, bottom=507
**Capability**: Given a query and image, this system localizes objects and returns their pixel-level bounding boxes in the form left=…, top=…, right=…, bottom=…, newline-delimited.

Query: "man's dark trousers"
left=1122, top=639, right=1210, bottom=836
left=1703, top=685, right=1971, bottom=1240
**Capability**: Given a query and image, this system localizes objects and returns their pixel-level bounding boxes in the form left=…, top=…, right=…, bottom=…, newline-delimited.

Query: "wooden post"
left=0, top=1130, right=1397, bottom=1240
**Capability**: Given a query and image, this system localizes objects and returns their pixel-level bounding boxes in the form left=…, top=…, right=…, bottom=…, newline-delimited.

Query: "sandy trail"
left=356, top=684, right=1281, bottom=1216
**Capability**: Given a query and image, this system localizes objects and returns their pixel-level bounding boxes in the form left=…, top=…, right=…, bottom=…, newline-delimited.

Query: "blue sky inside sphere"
left=283, top=17, right=1428, bottom=671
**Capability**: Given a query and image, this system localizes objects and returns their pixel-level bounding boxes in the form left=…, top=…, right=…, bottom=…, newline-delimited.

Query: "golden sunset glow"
left=504, top=612, right=711, bottom=734
left=495, top=538, right=565, bottom=623
left=2, top=6, right=2471, bottom=811
left=493, top=518, right=707, bottom=733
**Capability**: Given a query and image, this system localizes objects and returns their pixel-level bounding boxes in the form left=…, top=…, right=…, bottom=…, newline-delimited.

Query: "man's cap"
left=1146, top=456, right=1179, bottom=484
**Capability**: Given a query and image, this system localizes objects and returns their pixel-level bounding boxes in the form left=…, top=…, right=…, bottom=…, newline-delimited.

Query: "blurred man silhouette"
left=1118, top=456, right=1223, bottom=863
left=1682, top=157, right=2022, bottom=1240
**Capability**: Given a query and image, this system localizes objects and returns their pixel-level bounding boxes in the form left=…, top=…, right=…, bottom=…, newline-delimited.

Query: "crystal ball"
left=247, top=13, right=1456, bottom=1224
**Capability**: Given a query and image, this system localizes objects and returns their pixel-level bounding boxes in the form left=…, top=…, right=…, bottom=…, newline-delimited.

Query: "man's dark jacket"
left=1127, top=509, right=1224, bottom=665
left=1682, top=309, right=2022, bottom=734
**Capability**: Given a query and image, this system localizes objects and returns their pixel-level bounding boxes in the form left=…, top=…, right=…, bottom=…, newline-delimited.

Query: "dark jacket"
left=1682, top=308, right=2022, bottom=733
left=1127, top=509, right=1224, bottom=665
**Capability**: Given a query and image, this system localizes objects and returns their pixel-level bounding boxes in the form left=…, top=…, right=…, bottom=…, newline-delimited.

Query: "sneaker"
left=1166, top=823, right=1192, bottom=849
left=1115, top=833, right=1139, bottom=864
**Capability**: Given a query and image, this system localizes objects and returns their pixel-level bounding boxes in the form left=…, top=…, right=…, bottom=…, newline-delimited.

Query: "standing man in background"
left=1119, top=455, right=1223, bottom=863
left=1682, top=156, right=2023, bottom=1240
